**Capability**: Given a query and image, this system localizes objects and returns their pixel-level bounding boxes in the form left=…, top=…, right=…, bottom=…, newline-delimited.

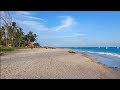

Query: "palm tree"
left=33, top=42, right=40, bottom=48
left=21, top=32, right=37, bottom=47
left=22, top=35, right=29, bottom=47
left=27, top=31, right=37, bottom=43
left=12, top=22, right=16, bottom=29
left=0, top=20, right=38, bottom=48
left=7, top=25, right=13, bottom=45
left=0, top=26, right=5, bottom=45
left=14, top=27, right=24, bottom=47
left=11, top=22, right=17, bottom=47
left=18, top=28, right=24, bottom=47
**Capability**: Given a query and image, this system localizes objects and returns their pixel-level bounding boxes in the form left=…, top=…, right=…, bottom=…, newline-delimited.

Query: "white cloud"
left=53, top=16, right=76, bottom=31
left=13, top=13, right=77, bottom=34
left=23, top=15, right=46, bottom=21
left=15, top=11, right=46, bottom=22
left=73, top=33, right=87, bottom=36
left=16, top=11, right=31, bottom=15
left=13, top=11, right=48, bottom=34
left=14, top=19, right=48, bottom=34
left=63, top=33, right=87, bottom=38
left=12, top=12, right=86, bottom=44
left=22, top=20, right=48, bottom=31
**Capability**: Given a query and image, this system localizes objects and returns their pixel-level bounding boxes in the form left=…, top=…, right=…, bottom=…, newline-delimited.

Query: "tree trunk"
left=6, top=38, right=7, bottom=47
left=18, top=40, right=21, bottom=47
left=0, top=39, right=1, bottom=45
left=12, top=39, right=14, bottom=47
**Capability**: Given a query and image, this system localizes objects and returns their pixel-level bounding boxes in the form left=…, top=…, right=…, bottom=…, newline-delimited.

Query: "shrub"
left=0, top=47, right=15, bottom=52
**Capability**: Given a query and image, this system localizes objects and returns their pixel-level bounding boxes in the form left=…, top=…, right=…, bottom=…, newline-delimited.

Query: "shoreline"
left=1, top=48, right=120, bottom=79
left=80, top=53, right=120, bottom=71
left=5, top=47, right=120, bottom=70
left=55, top=48, right=120, bottom=71
left=61, top=48, right=120, bottom=70
left=1, top=47, right=120, bottom=70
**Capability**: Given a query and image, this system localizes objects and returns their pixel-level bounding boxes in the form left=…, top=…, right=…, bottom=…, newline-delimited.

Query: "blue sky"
left=9, top=11, right=120, bottom=47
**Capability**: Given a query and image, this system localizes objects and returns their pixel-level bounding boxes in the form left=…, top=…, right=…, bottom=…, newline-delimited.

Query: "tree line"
left=0, top=21, right=40, bottom=48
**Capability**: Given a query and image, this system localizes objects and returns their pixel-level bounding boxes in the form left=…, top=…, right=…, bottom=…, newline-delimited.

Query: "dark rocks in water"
left=51, top=47, right=56, bottom=49
left=43, top=46, right=48, bottom=49
left=114, top=67, right=118, bottom=68
left=48, top=47, right=56, bottom=49
left=43, top=46, right=56, bottom=49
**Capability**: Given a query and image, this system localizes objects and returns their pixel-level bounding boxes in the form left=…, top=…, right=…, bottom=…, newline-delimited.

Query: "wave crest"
left=79, top=50, right=120, bottom=58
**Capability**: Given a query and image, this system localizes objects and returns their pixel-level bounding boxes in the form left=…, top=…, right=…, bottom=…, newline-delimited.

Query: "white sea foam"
left=64, top=48, right=120, bottom=58
left=85, top=51, right=120, bottom=58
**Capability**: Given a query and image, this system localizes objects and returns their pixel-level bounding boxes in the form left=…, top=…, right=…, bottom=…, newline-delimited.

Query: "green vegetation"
left=0, top=12, right=40, bottom=50
left=0, top=47, right=15, bottom=52
left=0, top=22, right=39, bottom=47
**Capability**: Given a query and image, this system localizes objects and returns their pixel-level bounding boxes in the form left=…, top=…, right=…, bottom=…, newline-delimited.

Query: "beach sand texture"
left=1, top=48, right=120, bottom=79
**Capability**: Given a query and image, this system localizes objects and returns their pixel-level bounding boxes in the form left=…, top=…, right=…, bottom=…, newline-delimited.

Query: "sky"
left=7, top=11, right=120, bottom=47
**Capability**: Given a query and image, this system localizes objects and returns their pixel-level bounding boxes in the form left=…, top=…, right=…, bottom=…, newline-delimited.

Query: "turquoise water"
left=59, top=47, right=120, bottom=69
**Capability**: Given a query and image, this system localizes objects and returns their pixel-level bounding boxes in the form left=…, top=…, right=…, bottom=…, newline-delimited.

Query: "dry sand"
left=0, top=48, right=120, bottom=79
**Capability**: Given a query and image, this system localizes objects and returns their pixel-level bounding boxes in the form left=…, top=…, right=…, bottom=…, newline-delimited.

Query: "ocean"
left=60, top=47, right=120, bottom=69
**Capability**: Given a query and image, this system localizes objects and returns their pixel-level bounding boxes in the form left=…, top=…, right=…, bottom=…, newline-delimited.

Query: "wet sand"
left=1, top=48, right=120, bottom=79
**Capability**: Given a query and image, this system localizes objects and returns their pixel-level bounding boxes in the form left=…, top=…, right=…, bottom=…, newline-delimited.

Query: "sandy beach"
left=1, top=48, right=120, bottom=79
